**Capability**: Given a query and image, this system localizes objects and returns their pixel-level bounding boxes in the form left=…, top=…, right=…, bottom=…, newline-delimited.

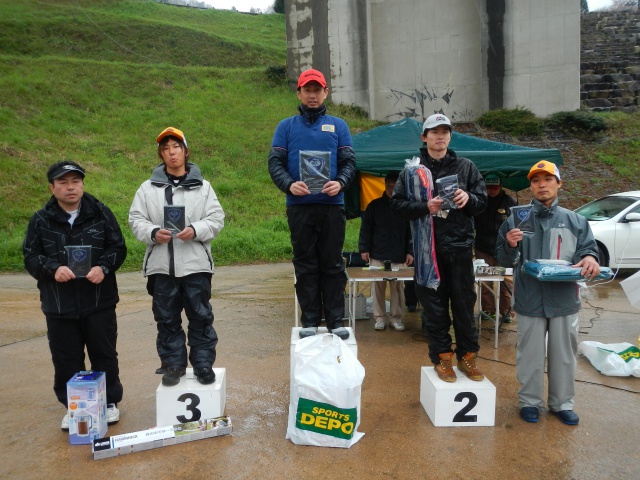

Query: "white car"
left=575, top=191, right=640, bottom=269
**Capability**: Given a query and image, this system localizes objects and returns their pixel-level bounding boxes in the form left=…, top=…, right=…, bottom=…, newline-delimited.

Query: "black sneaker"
left=162, top=366, right=186, bottom=386
left=330, top=327, right=350, bottom=340
left=195, top=367, right=216, bottom=385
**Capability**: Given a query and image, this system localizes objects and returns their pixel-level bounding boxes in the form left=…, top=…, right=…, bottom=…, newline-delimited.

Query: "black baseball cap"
left=47, top=161, right=86, bottom=183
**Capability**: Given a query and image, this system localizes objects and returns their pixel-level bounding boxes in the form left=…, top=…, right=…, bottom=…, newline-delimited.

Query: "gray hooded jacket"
left=129, top=162, right=225, bottom=277
left=496, top=197, right=598, bottom=318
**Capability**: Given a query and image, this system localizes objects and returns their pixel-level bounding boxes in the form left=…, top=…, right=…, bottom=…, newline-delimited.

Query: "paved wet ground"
left=1, top=264, right=638, bottom=479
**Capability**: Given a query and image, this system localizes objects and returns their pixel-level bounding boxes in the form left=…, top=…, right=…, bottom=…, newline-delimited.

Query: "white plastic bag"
left=286, top=334, right=365, bottom=448
left=578, top=341, right=640, bottom=377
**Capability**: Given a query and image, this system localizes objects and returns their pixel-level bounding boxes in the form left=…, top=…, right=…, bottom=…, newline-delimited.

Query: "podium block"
left=290, top=328, right=357, bottom=400
left=420, top=366, right=496, bottom=427
left=156, top=368, right=226, bottom=427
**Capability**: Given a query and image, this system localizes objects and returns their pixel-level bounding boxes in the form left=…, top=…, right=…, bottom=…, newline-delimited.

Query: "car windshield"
left=575, top=196, right=639, bottom=221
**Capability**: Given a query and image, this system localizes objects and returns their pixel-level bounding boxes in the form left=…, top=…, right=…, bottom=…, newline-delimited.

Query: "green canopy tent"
left=345, top=118, right=563, bottom=218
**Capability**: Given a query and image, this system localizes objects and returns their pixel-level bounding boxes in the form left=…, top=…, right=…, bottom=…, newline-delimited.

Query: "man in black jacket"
left=474, top=174, right=516, bottom=324
left=359, top=171, right=413, bottom=331
left=391, top=114, right=487, bottom=383
left=23, top=161, right=127, bottom=430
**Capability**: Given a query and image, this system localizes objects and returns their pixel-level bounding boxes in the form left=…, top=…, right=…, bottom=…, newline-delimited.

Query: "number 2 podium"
left=420, top=366, right=496, bottom=427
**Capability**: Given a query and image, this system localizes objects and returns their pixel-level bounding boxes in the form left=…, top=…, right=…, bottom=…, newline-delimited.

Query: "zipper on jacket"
left=556, top=234, right=562, bottom=260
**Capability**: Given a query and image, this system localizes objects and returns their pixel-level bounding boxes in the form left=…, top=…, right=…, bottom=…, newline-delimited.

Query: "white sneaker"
left=392, top=320, right=405, bottom=331
left=374, top=320, right=386, bottom=330
left=61, top=412, right=69, bottom=431
left=107, top=404, right=120, bottom=424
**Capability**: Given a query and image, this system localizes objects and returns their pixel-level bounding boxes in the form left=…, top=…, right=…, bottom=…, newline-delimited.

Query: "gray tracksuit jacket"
left=496, top=197, right=598, bottom=318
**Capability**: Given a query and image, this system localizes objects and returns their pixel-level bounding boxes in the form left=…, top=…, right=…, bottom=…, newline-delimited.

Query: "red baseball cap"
left=297, top=69, right=327, bottom=89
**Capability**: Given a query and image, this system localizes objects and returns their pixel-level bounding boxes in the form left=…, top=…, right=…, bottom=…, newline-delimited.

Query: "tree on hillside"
left=581, top=0, right=589, bottom=13
left=273, top=0, right=285, bottom=14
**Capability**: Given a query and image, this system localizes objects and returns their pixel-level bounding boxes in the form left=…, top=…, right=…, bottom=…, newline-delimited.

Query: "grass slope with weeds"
left=0, top=0, right=379, bottom=272
left=1, top=1, right=638, bottom=272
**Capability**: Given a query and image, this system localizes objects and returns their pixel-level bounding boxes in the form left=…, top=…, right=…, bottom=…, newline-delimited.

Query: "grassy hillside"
left=0, top=0, right=380, bottom=272
left=2, top=0, right=639, bottom=273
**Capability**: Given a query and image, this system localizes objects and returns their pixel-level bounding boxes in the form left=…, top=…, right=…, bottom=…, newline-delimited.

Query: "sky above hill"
left=204, top=0, right=273, bottom=12
left=203, top=0, right=615, bottom=14
left=589, top=0, right=614, bottom=10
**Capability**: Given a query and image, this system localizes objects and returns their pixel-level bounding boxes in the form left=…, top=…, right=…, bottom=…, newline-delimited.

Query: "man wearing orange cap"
left=129, top=127, right=225, bottom=387
left=268, top=68, right=356, bottom=340
left=496, top=161, right=600, bottom=425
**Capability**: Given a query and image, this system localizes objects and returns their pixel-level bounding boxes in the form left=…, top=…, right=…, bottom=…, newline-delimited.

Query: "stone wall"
left=581, top=11, right=640, bottom=112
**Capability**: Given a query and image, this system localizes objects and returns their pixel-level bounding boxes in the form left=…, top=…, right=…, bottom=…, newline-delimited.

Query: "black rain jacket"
left=23, top=193, right=127, bottom=318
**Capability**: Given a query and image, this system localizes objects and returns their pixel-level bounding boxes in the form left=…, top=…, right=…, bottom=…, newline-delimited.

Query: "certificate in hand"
left=65, top=245, right=92, bottom=278
left=164, top=205, right=186, bottom=236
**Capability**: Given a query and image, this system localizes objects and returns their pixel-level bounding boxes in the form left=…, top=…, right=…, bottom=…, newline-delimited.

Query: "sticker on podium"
left=420, top=366, right=496, bottom=427
left=156, top=368, right=226, bottom=427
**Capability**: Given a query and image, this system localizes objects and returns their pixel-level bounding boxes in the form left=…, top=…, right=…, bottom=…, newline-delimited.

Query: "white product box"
left=92, top=416, right=232, bottom=460
left=156, top=368, right=226, bottom=427
left=67, top=371, right=108, bottom=444
left=420, top=366, right=496, bottom=427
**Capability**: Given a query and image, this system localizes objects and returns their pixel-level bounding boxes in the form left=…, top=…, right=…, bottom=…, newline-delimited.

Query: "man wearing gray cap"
left=391, top=114, right=487, bottom=383
left=23, top=160, right=126, bottom=430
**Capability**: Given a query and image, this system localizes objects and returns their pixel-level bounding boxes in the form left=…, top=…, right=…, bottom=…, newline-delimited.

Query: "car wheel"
left=597, top=244, right=609, bottom=267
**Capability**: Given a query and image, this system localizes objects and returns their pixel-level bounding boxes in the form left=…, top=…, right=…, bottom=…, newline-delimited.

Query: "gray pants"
left=516, top=313, right=578, bottom=412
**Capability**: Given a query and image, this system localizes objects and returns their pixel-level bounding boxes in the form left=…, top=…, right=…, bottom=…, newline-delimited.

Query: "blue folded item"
left=523, top=260, right=613, bottom=282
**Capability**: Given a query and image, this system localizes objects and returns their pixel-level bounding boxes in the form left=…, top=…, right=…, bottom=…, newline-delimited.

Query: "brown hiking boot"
left=434, top=352, right=457, bottom=382
left=458, top=352, right=484, bottom=381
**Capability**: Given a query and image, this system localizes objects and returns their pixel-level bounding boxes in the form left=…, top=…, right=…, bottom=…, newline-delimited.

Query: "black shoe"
left=553, top=410, right=579, bottom=425
left=162, top=366, right=186, bottom=386
left=407, top=305, right=417, bottom=312
left=155, top=365, right=167, bottom=375
left=330, top=327, right=350, bottom=340
left=195, top=367, right=216, bottom=385
left=520, top=406, right=539, bottom=423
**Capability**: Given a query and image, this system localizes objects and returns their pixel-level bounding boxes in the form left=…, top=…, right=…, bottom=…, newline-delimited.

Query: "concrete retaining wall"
left=285, top=0, right=580, bottom=121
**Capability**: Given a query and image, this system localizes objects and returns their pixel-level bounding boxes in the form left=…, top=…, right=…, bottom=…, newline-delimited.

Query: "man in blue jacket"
left=496, top=161, right=600, bottom=425
left=24, top=161, right=126, bottom=430
left=268, top=68, right=356, bottom=340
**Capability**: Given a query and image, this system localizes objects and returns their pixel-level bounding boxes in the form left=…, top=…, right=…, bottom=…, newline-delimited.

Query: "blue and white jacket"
left=268, top=105, right=356, bottom=206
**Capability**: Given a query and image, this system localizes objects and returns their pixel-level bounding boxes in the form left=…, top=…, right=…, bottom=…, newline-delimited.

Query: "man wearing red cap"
left=268, top=68, right=356, bottom=340
left=496, top=161, right=600, bottom=425
left=129, top=127, right=225, bottom=387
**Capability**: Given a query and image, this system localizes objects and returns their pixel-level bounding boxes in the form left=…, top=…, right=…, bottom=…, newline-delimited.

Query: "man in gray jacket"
left=129, top=127, right=225, bottom=387
left=496, top=161, right=600, bottom=425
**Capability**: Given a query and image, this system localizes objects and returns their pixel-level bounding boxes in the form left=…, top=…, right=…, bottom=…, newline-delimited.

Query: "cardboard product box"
left=92, top=416, right=232, bottom=460
left=67, top=371, right=108, bottom=445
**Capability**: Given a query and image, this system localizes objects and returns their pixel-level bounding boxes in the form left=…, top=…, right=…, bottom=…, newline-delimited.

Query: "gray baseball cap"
left=422, top=114, right=453, bottom=132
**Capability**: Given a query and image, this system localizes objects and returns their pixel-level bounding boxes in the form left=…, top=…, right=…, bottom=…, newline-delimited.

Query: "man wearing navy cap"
left=23, top=160, right=126, bottom=430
